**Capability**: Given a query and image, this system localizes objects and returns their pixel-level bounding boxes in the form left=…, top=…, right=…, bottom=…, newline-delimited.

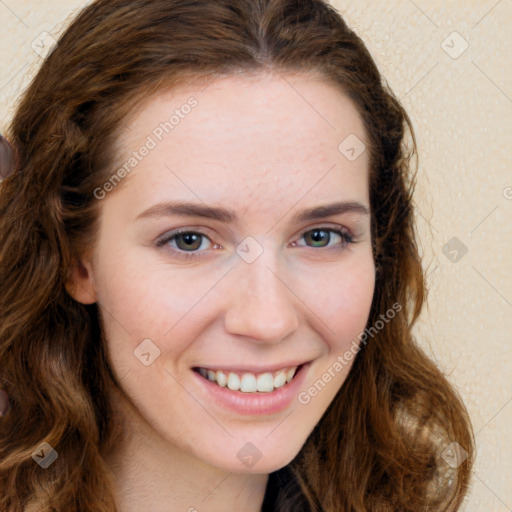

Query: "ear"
left=65, top=256, right=97, bottom=304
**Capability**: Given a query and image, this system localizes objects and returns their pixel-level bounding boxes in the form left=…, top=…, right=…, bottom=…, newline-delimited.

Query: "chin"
left=213, top=440, right=305, bottom=475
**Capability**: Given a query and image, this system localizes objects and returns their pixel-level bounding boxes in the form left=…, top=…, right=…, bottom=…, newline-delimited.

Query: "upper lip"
left=193, top=360, right=311, bottom=373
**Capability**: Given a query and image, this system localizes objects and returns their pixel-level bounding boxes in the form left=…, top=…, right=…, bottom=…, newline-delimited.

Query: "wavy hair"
left=0, top=0, right=474, bottom=510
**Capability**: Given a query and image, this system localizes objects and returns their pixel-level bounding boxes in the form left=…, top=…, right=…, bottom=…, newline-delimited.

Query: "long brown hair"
left=0, top=1, right=474, bottom=510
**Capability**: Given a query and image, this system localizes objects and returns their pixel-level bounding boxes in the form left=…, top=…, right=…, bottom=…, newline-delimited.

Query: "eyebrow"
left=135, top=200, right=370, bottom=224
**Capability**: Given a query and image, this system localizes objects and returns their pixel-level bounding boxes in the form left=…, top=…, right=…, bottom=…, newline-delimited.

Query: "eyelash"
left=156, top=225, right=355, bottom=261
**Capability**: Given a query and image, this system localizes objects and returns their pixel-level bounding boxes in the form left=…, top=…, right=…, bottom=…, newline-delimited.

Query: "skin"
left=67, top=71, right=376, bottom=512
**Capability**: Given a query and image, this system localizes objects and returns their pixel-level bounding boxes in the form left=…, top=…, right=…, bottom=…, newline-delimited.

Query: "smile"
left=192, top=362, right=311, bottom=415
left=195, top=365, right=301, bottom=393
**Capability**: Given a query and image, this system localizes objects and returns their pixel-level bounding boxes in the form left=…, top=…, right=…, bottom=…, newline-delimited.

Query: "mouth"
left=192, top=361, right=311, bottom=416
left=192, top=363, right=306, bottom=393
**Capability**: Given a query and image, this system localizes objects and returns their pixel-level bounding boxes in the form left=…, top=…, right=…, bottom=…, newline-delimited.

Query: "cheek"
left=304, top=257, right=376, bottom=349
left=94, top=238, right=375, bottom=365
left=92, top=248, right=234, bottom=374
left=295, top=260, right=375, bottom=414
left=93, top=248, right=202, bottom=335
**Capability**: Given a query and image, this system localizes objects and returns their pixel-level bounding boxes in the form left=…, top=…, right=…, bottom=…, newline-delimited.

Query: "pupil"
left=180, top=233, right=200, bottom=250
left=310, top=229, right=327, bottom=246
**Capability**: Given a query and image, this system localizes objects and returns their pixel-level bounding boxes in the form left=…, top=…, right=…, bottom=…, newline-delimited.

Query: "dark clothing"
left=260, top=466, right=312, bottom=512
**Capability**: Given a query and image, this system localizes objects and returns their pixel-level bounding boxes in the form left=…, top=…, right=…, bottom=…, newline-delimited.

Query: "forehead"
left=108, top=72, right=370, bottom=216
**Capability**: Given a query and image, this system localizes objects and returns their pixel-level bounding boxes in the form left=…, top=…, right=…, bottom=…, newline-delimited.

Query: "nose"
left=223, top=252, right=300, bottom=344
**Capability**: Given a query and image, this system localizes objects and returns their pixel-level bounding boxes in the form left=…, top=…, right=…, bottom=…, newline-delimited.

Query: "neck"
left=102, top=383, right=269, bottom=512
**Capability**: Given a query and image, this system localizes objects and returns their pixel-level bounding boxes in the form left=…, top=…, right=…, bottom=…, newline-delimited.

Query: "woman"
left=0, top=0, right=474, bottom=510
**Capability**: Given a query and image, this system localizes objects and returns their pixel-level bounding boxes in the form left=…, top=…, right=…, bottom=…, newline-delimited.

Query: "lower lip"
left=192, top=363, right=310, bottom=416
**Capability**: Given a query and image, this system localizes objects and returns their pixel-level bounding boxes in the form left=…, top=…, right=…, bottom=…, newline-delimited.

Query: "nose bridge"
left=223, top=243, right=300, bottom=343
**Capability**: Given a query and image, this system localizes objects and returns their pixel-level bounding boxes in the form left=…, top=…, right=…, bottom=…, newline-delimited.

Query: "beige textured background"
left=1, top=1, right=511, bottom=510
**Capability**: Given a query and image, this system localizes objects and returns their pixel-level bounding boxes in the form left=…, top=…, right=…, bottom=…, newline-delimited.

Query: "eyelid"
left=155, top=225, right=217, bottom=248
left=155, top=223, right=357, bottom=258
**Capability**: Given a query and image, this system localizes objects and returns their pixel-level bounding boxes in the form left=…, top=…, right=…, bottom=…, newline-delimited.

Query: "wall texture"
left=1, top=1, right=510, bottom=511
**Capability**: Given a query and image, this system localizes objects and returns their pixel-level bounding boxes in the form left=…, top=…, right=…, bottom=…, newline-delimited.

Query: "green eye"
left=156, top=225, right=355, bottom=261
left=301, top=228, right=353, bottom=248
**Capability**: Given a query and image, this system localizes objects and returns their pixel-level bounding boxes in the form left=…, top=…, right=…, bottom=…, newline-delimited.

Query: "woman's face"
left=71, top=72, right=375, bottom=474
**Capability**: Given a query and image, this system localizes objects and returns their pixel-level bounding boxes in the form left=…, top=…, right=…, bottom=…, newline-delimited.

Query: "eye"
left=156, top=229, right=216, bottom=260
left=292, top=226, right=354, bottom=250
left=155, top=225, right=355, bottom=260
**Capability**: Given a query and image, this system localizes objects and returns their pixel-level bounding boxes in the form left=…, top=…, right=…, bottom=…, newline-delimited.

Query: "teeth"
left=227, top=372, right=241, bottom=391
left=256, top=373, right=274, bottom=392
left=273, top=371, right=287, bottom=389
left=198, top=366, right=299, bottom=393
left=240, top=373, right=257, bottom=392
left=216, top=370, right=227, bottom=387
